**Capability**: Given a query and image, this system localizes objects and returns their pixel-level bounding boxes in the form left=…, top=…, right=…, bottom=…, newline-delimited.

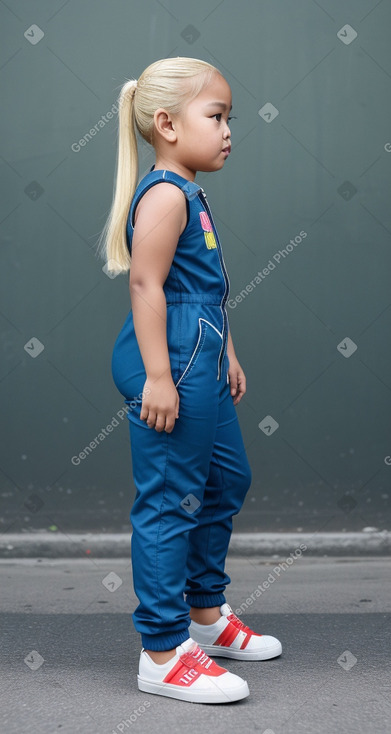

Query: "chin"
left=196, top=162, right=224, bottom=175
left=210, top=160, right=226, bottom=171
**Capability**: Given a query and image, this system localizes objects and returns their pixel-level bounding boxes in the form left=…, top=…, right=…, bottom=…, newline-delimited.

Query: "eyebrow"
left=204, top=102, right=233, bottom=110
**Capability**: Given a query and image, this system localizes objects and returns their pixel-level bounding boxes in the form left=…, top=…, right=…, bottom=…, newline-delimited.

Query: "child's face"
left=173, top=73, right=232, bottom=175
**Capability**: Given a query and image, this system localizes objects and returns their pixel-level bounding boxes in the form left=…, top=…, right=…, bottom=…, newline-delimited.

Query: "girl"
left=99, top=56, right=281, bottom=704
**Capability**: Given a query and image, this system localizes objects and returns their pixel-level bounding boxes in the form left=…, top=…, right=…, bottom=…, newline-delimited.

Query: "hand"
left=140, top=374, right=179, bottom=433
left=227, top=354, right=246, bottom=405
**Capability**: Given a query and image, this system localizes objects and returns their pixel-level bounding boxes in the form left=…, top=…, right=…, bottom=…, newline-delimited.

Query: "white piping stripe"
left=198, top=190, right=230, bottom=380
left=174, top=318, right=222, bottom=388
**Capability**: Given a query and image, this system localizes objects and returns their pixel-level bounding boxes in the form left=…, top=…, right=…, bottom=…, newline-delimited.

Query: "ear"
left=153, top=108, right=178, bottom=142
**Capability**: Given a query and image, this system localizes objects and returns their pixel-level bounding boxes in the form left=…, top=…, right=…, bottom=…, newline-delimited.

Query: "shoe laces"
left=180, top=644, right=212, bottom=669
left=227, top=612, right=254, bottom=636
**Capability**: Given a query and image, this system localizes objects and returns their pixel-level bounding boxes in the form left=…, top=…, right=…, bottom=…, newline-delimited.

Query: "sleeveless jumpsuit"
left=111, top=165, right=252, bottom=651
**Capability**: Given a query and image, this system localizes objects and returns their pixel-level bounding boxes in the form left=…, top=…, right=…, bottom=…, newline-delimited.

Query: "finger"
left=229, top=376, right=238, bottom=397
left=146, top=410, right=157, bottom=428
left=234, top=376, right=246, bottom=404
left=164, top=404, right=179, bottom=432
left=154, top=414, right=167, bottom=432
left=239, top=377, right=246, bottom=395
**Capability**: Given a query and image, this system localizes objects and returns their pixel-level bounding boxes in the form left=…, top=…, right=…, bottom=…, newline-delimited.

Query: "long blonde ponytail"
left=96, top=57, right=220, bottom=275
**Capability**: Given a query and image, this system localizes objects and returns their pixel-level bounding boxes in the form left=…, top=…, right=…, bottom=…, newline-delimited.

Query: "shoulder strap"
left=128, top=166, right=202, bottom=231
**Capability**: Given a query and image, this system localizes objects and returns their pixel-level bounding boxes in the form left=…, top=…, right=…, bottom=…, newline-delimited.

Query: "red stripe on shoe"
left=213, top=621, right=241, bottom=648
left=163, top=659, right=202, bottom=686
left=163, top=648, right=226, bottom=687
left=227, top=613, right=263, bottom=639
left=240, top=632, right=252, bottom=649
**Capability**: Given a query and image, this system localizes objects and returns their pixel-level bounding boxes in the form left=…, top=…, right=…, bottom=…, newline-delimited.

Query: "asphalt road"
left=1, top=555, right=390, bottom=734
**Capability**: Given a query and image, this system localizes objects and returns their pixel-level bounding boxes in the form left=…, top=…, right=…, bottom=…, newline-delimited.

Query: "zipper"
left=198, top=188, right=230, bottom=380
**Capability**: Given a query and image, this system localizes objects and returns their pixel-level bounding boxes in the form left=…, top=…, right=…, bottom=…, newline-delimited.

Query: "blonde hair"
left=97, top=56, right=221, bottom=274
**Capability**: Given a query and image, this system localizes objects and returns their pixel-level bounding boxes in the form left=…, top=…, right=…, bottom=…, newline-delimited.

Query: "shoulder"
left=134, top=181, right=188, bottom=234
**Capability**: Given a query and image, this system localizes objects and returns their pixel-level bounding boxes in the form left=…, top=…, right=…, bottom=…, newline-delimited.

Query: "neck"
left=152, top=159, right=196, bottom=182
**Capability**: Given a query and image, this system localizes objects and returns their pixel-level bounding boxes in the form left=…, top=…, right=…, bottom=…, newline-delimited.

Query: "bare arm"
left=129, top=183, right=187, bottom=431
left=226, top=321, right=246, bottom=406
left=226, top=327, right=236, bottom=361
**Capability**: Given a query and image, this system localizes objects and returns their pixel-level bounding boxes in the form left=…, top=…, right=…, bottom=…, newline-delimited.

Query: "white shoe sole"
left=137, top=675, right=250, bottom=703
left=200, top=640, right=282, bottom=661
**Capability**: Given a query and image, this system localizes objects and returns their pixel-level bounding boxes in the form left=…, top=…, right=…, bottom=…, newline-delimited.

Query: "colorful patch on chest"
left=199, top=211, right=217, bottom=249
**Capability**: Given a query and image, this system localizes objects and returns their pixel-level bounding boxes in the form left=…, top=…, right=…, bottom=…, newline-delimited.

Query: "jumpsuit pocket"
left=173, top=317, right=222, bottom=387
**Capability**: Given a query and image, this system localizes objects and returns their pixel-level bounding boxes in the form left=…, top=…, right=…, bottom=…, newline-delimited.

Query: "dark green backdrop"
left=1, top=0, right=390, bottom=536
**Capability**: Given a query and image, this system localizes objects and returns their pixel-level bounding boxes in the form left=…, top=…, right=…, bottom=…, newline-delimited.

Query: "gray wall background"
left=1, top=0, right=390, bottom=537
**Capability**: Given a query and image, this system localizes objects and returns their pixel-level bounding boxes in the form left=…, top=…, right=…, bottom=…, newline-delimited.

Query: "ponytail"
left=97, top=57, right=220, bottom=275
left=96, top=80, right=138, bottom=274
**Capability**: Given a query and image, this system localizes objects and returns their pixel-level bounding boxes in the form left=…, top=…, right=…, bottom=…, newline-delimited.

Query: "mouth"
left=222, top=146, right=231, bottom=154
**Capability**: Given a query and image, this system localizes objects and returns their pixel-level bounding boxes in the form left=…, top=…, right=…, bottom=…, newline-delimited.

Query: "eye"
left=212, top=113, right=237, bottom=122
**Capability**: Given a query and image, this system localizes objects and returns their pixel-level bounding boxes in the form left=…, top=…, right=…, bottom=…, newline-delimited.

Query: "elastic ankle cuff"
left=141, top=628, right=190, bottom=652
left=186, top=593, right=226, bottom=608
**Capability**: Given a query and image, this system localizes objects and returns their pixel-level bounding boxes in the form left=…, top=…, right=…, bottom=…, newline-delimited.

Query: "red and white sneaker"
left=137, top=636, right=249, bottom=703
left=189, top=603, right=282, bottom=661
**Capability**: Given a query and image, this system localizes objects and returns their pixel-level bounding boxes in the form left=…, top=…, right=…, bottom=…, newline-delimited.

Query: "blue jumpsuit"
left=111, top=165, right=252, bottom=651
